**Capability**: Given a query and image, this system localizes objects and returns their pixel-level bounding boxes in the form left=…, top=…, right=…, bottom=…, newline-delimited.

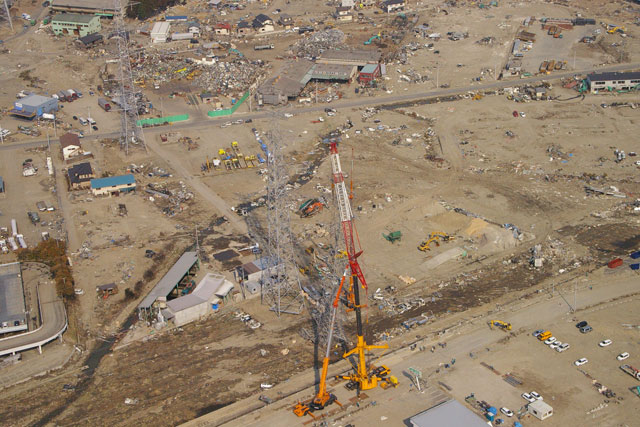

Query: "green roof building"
left=52, top=13, right=101, bottom=37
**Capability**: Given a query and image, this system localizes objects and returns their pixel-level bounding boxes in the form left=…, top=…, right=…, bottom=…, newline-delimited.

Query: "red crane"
left=329, top=142, right=391, bottom=391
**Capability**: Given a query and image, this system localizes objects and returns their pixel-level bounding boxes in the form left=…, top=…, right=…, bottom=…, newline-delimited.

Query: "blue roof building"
left=90, top=174, right=136, bottom=196
left=10, top=94, right=58, bottom=119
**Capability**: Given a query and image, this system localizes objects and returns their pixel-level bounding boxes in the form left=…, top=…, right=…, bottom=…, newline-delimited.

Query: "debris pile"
left=291, top=29, right=346, bottom=57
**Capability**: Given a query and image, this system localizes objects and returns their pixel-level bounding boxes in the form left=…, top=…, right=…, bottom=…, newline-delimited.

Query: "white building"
left=60, top=133, right=82, bottom=161
left=163, top=273, right=235, bottom=327
left=587, top=71, right=640, bottom=93
left=151, top=21, right=170, bottom=43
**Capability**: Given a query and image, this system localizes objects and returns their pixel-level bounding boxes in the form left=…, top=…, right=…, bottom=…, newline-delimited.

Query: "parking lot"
left=441, top=294, right=640, bottom=425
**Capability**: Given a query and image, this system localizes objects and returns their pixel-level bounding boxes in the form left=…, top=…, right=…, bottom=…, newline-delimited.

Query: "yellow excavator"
left=418, top=232, right=455, bottom=252
left=488, top=320, right=512, bottom=331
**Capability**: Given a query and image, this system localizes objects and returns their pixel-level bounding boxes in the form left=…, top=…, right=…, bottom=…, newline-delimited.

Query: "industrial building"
left=151, top=21, right=171, bottom=43
left=587, top=71, right=640, bottom=93
left=50, top=0, right=123, bottom=15
left=161, top=273, right=235, bottom=327
left=60, top=133, right=83, bottom=161
left=90, top=174, right=136, bottom=196
left=0, top=263, right=28, bottom=335
left=138, top=252, right=200, bottom=319
left=67, top=162, right=94, bottom=190
left=9, top=94, right=58, bottom=119
left=358, top=63, right=381, bottom=85
left=409, top=399, right=488, bottom=427
left=51, top=14, right=102, bottom=37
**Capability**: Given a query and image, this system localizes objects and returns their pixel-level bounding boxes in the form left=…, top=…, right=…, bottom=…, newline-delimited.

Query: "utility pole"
left=3, top=0, right=13, bottom=32
left=436, top=63, right=439, bottom=88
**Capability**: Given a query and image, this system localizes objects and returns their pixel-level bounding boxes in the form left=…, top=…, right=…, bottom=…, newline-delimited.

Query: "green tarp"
left=137, top=114, right=189, bottom=126
left=207, top=91, right=250, bottom=117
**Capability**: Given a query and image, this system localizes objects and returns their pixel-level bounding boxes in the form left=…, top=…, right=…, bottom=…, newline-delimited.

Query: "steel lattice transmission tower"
left=260, top=129, right=304, bottom=316
left=114, top=0, right=145, bottom=154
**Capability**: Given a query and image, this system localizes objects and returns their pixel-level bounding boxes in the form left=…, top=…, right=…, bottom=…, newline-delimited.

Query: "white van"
left=79, top=117, right=88, bottom=126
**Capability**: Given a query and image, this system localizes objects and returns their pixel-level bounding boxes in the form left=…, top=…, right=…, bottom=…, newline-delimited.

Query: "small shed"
left=76, top=33, right=103, bottom=48
left=199, top=92, right=214, bottom=103
left=528, top=400, right=553, bottom=420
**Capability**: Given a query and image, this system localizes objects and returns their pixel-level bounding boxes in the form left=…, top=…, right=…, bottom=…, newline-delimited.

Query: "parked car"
left=522, top=392, right=535, bottom=403
left=550, top=341, right=562, bottom=350
left=519, top=112, right=526, bottom=117
left=576, top=321, right=588, bottom=328
left=599, top=339, right=612, bottom=347
left=512, top=110, right=519, bottom=117
left=617, top=352, right=630, bottom=361
left=74, top=288, right=84, bottom=295
left=500, top=407, right=513, bottom=417
left=544, top=337, right=557, bottom=345
left=532, top=329, right=544, bottom=337
left=574, top=358, right=588, bottom=366
left=530, top=391, right=542, bottom=400
left=557, top=343, right=570, bottom=352
left=580, top=325, right=593, bottom=333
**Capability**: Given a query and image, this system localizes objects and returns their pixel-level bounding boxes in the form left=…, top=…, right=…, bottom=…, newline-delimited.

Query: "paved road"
left=0, top=280, right=67, bottom=357
left=4, top=61, right=640, bottom=154
left=183, top=270, right=639, bottom=426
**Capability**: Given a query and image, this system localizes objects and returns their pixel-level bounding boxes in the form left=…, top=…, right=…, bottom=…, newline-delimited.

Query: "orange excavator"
left=294, top=269, right=349, bottom=418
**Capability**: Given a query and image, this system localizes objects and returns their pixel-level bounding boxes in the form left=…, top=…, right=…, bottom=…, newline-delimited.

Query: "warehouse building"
left=9, top=94, right=58, bottom=119
left=358, top=63, right=381, bottom=85
left=0, top=262, right=28, bottom=335
left=150, top=21, right=170, bottom=43
left=409, top=399, right=488, bottom=427
left=52, top=13, right=101, bottom=37
left=161, top=273, right=235, bottom=327
left=317, top=49, right=382, bottom=67
left=587, top=71, right=640, bottom=93
left=50, top=0, right=123, bottom=16
left=138, top=252, right=200, bottom=319
left=90, top=174, right=136, bottom=196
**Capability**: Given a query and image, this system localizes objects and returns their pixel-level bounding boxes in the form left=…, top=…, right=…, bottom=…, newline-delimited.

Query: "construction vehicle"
left=228, top=48, right=244, bottom=58
left=298, top=198, right=325, bottom=217
left=489, top=320, right=512, bottom=331
left=418, top=232, right=454, bottom=252
left=364, top=33, right=381, bottom=45
left=294, top=270, right=349, bottom=418
left=472, top=93, right=484, bottom=101
left=329, top=141, right=392, bottom=391
left=630, top=385, right=640, bottom=398
left=607, top=25, right=625, bottom=35
left=382, top=231, right=402, bottom=243
left=620, top=364, right=640, bottom=380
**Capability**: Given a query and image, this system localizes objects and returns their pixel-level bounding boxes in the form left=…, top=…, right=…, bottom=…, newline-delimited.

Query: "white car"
left=599, top=339, right=612, bottom=347
left=617, top=352, right=630, bottom=361
left=574, top=358, right=588, bottom=366
left=550, top=341, right=562, bottom=350
left=74, top=288, right=84, bottom=295
left=522, top=392, right=535, bottom=403
left=520, top=112, right=526, bottom=117
left=530, top=391, right=542, bottom=400
left=544, top=337, right=556, bottom=345
left=283, top=113, right=294, bottom=118
left=500, top=407, right=514, bottom=417
left=556, top=343, right=570, bottom=352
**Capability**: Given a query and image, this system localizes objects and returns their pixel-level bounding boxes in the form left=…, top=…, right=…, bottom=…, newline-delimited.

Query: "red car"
left=512, top=110, right=519, bottom=117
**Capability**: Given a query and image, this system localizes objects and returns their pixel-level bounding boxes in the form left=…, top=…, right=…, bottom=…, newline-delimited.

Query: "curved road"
left=0, top=280, right=67, bottom=357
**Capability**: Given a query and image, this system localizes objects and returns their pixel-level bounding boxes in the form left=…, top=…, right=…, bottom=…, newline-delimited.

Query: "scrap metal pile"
left=129, top=49, right=266, bottom=95
left=290, top=29, right=347, bottom=58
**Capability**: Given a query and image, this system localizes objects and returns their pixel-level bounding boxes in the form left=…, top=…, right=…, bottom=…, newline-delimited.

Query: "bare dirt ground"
left=0, top=0, right=639, bottom=425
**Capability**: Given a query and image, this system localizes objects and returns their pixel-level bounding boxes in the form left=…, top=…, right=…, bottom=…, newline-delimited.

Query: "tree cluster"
left=17, top=240, right=75, bottom=298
